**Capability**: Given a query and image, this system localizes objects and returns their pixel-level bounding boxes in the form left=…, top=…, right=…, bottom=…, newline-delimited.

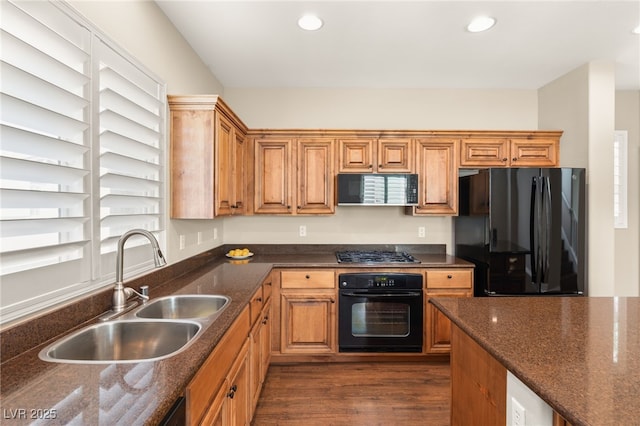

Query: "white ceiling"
left=156, top=1, right=640, bottom=90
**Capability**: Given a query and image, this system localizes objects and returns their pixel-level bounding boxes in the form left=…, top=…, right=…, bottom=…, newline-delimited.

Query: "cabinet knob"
left=512, top=157, right=518, bottom=161
left=297, top=206, right=301, bottom=209
left=330, top=298, right=335, bottom=304
left=287, top=205, right=291, bottom=209
left=378, top=164, right=383, bottom=168
left=502, top=158, right=508, bottom=162
left=447, top=275, right=453, bottom=279
left=265, top=282, right=272, bottom=286
left=228, top=385, right=238, bottom=399
left=257, top=297, right=263, bottom=302
left=305, top=275, right=310, bottom=279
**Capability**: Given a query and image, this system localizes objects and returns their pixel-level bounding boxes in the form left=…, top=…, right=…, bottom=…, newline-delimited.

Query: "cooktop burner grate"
left=335, top=250, right=420, bottom=264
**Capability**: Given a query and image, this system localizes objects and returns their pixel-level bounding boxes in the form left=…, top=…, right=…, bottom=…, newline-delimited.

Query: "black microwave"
left=337, top=173, right=419, bottom=206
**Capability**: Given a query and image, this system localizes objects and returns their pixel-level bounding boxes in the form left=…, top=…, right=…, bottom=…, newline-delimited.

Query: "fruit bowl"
left=226, top=252, right=254, bottom=260
left=226, top=248, right=253, bottom=259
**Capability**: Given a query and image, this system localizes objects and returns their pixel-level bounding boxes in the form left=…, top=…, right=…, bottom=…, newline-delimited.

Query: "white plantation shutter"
left=0, top=0, right=165, bottom=323
left=96, top=40, right=164, bottom=260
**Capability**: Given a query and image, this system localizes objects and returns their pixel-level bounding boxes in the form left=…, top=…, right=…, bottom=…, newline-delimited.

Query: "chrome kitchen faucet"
left=100, top=229, right=166, bottom=321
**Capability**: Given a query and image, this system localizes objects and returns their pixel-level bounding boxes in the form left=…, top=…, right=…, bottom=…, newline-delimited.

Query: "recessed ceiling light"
left=633, top=25, right=640, bottom=35
left=467, top=16, right=496, bottom=33
left=298, top=14, right=323, bottom=31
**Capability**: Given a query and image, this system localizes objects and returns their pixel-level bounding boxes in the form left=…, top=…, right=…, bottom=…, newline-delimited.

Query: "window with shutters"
left=0, top=0, right=166, bottom=324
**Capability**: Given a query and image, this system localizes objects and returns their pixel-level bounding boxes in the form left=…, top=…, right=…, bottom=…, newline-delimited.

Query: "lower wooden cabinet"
left=280, top=291, right=336, bottom=354
left=425, top=269, right=473, bottom=354
left=249, top=301, right=271, bottom=413
left=186, top=279, right=272, bottom=426
left=201, top=341, right=250, bottom=426
left=186, top=307, right=250, bottom=425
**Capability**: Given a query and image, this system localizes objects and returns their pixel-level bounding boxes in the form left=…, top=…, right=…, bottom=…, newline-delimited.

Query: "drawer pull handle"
left=305, top=275, right=310, bottom=279
left=256, top=297, right=263, bottom=302
left=447, top=275, right=453, bottom=279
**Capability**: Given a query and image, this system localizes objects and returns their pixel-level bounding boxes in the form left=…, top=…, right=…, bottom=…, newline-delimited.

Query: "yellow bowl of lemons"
left=226, top=248, right=253, bottom=259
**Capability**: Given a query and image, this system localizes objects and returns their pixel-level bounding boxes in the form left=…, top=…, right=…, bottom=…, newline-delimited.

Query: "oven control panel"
left=339, top=273, right=423, bottom=289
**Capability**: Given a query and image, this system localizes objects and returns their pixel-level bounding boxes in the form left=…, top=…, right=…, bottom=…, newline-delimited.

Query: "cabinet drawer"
left=281, top=270, right=335, bottom=289
left=426, top=269, right=473, bottom=289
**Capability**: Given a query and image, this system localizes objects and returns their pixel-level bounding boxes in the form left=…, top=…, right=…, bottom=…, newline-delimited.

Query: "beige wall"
left=615, top=91, right=640, bottom=296
left=224, top=88, right=539, bottom=253
left=539, top=62, right=619, bottom=296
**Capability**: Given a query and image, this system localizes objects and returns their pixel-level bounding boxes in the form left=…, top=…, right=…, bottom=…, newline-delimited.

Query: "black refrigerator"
left=455, top=168, right=586, bottom=296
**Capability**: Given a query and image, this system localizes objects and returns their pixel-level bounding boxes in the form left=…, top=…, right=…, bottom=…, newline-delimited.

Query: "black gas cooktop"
left=335, top=250, right=420, bottom=264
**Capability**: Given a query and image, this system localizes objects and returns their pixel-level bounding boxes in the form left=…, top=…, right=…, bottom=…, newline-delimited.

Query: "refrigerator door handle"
left=532, top=176, right=543, bottom=290
left=543, top=175, right=553, bottom=286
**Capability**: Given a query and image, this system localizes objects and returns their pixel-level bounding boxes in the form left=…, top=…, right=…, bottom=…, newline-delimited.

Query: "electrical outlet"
left=418, top=226, right=426, bottom=238
left=179, top=235, right=186, bottom=250
left=511, top=398, right=526, bottom=426
left=197, top=232, right=203, bottom=245
left=299, top=225, right=307, bottom=237
left=213, top=227, right=218, bottom=240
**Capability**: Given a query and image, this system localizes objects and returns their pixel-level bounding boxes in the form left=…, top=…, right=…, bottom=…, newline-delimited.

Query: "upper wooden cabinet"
left=168, top=95, right=248, bottom=219
left=337, top=138, right=413, bottom=172
left=410, top=139, right=458, bottom=215
left=460, top=135, right=560, bottom=167
left=253, top=137, right=335, bottom=215
left=297, top=138, right=335, bottom=214
left=253, top=138, right=293, bottom=214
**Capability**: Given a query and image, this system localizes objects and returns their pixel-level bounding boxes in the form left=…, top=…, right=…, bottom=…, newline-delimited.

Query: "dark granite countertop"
left=430, top=297, right=640, bottom=426
left=0, top=261, right=272, bottom=426
left=0, top=245, right=473, bottom=425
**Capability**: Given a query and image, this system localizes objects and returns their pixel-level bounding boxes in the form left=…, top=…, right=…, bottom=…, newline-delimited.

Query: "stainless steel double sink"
left=39, top=295, right=230, bottom=364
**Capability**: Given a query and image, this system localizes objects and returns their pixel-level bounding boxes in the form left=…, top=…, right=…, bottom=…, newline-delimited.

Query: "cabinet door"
left=297, top=139, right=335, bottom=214
left=215, top=112, right=234, bottom=216
left=414, top=139, right=458, bottom=215
left=170, top=108, right=215, bottom=219
left=510, top=139, right=558, bottom=166
left=199, top=379, right=228, bottom=426
left=254, top=138, right=293, bottom=214
left=280, top=292, right=336, bottom=354
left=260, top=303, right=272, bottom=379
left=460, top=138, right=509, bottom=167
left=425, top=290, right=472, bottom=354
left=249, top=302, right=272, bottom=417
left=233, top=130, right=246, bottom=214
left=249, top=318, right=263, bottom=416
left=337, top=138, right=375, bottom=172
left=378, top=138, right=413, bottom=172
left=227, top=341, right=250, bottom=426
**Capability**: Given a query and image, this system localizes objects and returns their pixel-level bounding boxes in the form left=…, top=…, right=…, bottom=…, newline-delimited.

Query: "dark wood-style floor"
left=252, top=362, right=451, bottom=425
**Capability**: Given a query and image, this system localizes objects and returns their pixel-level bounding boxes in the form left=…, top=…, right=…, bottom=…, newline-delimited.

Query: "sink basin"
left=39, top=320, right=201, bottom=364
left=135, top=295, right=230, bottom=320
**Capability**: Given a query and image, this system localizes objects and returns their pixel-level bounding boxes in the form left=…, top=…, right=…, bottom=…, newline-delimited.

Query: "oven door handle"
left=341, top=291, right=422, bottom=298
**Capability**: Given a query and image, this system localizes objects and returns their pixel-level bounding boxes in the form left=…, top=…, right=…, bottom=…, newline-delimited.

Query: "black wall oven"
left=338, top=272, right=423, bottom=353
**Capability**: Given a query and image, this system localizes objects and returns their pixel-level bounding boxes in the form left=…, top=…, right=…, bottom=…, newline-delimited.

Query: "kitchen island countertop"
left=430, top=296, right=640, bottom=426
